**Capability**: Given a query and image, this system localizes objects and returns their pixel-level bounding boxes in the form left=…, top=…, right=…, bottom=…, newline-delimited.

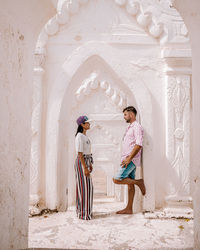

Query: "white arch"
left=37, top=0, right=168, bottom=52
left=44, top=42, right=155, bottom=210
left=32, top=0, right=190, bottom=210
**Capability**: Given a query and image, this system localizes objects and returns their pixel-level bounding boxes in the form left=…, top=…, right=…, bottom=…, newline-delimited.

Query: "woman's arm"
left=78, top=152, right=90, bottom=177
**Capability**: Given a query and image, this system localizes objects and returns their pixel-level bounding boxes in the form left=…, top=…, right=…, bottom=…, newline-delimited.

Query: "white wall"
left=40, top=0, right=190, bottom=212
left=41, top=0, right=165, bottom=210
left=173, top=0, right=200, bottom=248
left=0, top=1, right=55, bottom=249
left=1, top=0, right=200, bottom=248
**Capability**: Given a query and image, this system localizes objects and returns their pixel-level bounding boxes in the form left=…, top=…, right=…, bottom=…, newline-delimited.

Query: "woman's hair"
left=75, top=124, right=84, bottom=136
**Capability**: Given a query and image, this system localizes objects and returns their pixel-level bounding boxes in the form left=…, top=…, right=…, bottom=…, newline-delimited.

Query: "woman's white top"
left=75, top=132, right=91, bottom=155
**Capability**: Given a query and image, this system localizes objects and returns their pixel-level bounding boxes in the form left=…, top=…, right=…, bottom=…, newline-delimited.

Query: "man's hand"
left=120, top=145, right=142, bottom=168
left=120, top=156, right=132, bottom=168
left=84, top=167, right=90, bottom=177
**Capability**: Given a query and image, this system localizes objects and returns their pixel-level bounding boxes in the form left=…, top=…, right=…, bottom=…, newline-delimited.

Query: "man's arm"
left=121, top=145, right=142, bottom=168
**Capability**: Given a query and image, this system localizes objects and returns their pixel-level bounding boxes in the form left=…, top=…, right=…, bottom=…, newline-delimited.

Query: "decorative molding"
left=165, top=73, right=191, bottom=204
left=30, top=142, right=39, bottom=185
left=163, top=47, right=191, bottom=206
left=162, top=48, right=192, bottom=58
left=174, top=128, right=184, bottom=140
left=31, top=0, right=191, bottom=211
left=90, top=123, right=119, bottom=145
left=34, top=48, right=46, bottom=68
left=35, top=0, right=189, bottom=51
left=30, top=49, right=46, bottom=205
left=89, top=113, right=124, bottom=121
left=116, top=0, right=166, bottom=40
left=74, top=72, right=127, bottom=109
left=167, top=76, right=189, bottom=122
left=171, top=146, right=189, bottom=197
left=162, top=48, right=192, bottom=75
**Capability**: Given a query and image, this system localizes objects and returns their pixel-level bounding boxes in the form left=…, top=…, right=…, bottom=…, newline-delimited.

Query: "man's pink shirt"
left=121, top=120, right=144, bottom=167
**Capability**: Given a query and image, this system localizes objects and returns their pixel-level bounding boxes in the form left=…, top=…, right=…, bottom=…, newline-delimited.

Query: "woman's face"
left=82, top=122, right=90, bottom=130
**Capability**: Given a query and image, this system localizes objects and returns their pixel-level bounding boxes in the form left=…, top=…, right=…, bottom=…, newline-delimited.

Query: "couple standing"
left=74, top=106, right=146, bottom=220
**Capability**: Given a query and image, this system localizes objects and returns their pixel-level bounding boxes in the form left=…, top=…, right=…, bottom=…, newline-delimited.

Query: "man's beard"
left=126, top=118, right=131, bottom=123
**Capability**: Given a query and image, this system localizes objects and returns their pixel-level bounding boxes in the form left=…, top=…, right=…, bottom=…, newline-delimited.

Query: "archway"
left=27, top=1, right=200, bottom=249
left=52, top=50, right=154, bottom=211
left=30, top=0, right=191, bottom=218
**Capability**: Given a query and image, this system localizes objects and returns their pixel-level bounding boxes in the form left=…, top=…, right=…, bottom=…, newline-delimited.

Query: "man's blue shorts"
left=115, top=161, right=136, bottom=180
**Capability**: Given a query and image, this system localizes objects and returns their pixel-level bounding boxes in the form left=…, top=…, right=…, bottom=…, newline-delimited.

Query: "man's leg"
left=116, top=184, right=135, bottom=214
left=113, top=177, right=146, bottom=195
left=113, top=162, right=145, bottom=214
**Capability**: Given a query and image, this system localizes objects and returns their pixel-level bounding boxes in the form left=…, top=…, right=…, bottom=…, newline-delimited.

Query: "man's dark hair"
left=123, top=106, right=137, bottom=116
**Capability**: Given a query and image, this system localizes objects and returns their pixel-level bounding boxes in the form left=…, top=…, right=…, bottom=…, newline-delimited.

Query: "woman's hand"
left=84, top=167, right=90, bottom=177
left=78, top=152, right=90, bottom=177
left=89, top=165, right=93, bottom=173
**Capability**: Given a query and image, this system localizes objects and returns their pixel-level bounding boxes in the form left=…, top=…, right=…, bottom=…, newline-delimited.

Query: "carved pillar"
left=162, top=48, right=193, bottom=216
left=29, top=48, right=45, bottom=206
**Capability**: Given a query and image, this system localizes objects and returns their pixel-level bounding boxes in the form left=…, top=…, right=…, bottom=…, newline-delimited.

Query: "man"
left=113, top=106, right=146, bottom=214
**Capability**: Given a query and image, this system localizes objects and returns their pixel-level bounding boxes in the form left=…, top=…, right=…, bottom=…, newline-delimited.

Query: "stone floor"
left=29, top=197, right=194, bottom=250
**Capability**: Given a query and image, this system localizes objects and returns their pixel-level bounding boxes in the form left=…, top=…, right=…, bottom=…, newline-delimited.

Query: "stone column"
left=162, top=48, right=193, bottom=217
left=29, top=48, right=45, bottom=209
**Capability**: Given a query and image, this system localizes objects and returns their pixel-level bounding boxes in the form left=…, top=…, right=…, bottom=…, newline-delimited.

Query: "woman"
left=74, top=115, right=93, bottom=220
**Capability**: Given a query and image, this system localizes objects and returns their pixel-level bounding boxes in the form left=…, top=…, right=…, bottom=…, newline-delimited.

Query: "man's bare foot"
left=113, top=178, right=118, bottom=184
left=138, top=179, right=146, bottom=195
left=116, top=208, right=133, bottom=214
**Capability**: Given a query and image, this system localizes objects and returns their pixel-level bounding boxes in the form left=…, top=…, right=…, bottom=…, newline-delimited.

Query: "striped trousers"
left=74, top=157, right=93, bottom=220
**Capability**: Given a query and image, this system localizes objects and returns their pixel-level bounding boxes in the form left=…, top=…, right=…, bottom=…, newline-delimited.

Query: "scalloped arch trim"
left=36, top=0, right=168, bottom=50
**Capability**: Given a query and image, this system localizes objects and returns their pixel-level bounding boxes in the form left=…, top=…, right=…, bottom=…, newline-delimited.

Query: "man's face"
left=123, top=111, right=131, bottom=123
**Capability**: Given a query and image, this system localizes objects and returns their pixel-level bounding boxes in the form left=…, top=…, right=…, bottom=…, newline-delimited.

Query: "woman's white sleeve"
left=76, top=135, right=84, bottom=152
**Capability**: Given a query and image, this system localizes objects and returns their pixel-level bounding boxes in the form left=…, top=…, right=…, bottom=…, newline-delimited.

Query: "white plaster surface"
left=1, top=0, right=200, bottom=249
left=29, top=197, right=194, bottom=249
left=0, top=1, right=55, bottom=249
left=173, top=1, right=200, bottom=248
left=32, top=0, right=193, bottom=216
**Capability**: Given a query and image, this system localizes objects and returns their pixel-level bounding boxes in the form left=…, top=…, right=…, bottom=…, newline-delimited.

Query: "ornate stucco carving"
left=30, top=50, right=45, bottom=205
left=34, top=40, right=155, bottom=210
left=165, top=74, right=191, bottom=203
left=167, top=76, right=189, bottom=123
left=31, top=0, right=190, bottom=212
left=36, top=0, right=188, bottom=51
left=90, top=123, right=119, bottom=145
left=162, top=46, right=192, bottom=214
left=75, top=72, right=127, bottom=110
left=115, top=0, right=166, bottom=40
left=174, top=128, right=184, bottom=140
left=171, top=146, right=190, bottom=197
